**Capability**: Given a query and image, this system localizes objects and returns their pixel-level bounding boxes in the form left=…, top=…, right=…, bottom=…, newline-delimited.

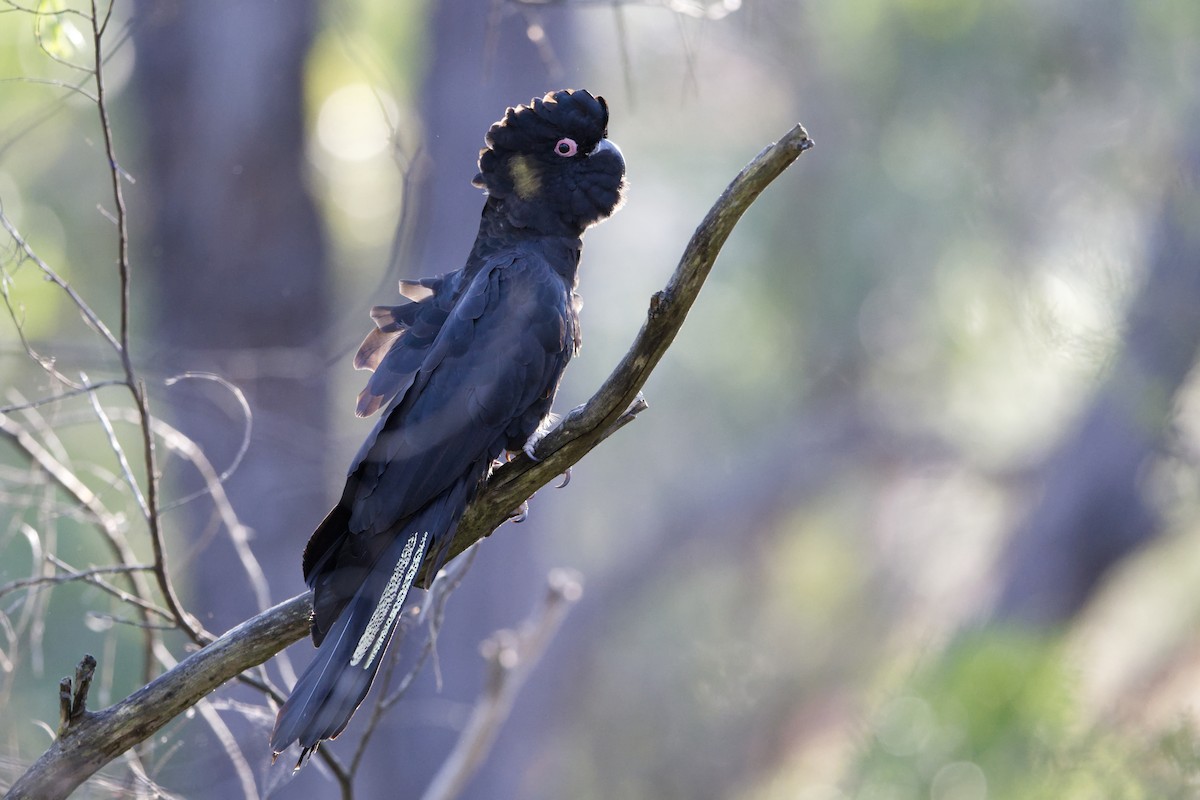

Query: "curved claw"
left=508, top=500, right=530, bottom=524
left=555, top=468, right=572, bottom=489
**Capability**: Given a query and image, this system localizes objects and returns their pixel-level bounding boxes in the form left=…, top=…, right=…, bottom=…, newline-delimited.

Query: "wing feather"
left=353, top=271, right=462, bottom=417
left=345, top=251, right=572, bottom=539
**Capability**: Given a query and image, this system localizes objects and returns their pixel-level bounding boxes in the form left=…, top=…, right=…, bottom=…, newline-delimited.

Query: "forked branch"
left=4, top=123, right=813, bottom=800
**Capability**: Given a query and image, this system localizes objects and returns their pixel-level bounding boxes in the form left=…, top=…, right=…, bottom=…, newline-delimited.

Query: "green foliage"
left=848, top=632, right=1200, bottom=800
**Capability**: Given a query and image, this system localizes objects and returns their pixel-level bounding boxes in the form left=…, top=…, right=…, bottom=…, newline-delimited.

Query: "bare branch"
left=4, top=594, right=313, bottom=800
left=1, top=0, right=92, bottom=22
left=0, top=205, right=121, bottom=354
left=83, top=0, right=201, bottom=647
left=143, top=411, right=270, bottom=612
left=0, top=381, right=127, bottom=415
left=0, top=410, right=168, bottom=669
left=44, top=555, right=174, bottom=622
left=0, top=411, right=130, bottom=567
left=149, top=641, right=259, bottom=800
left=55, top=654, right=97, bottom=738
left=88, top=0, right=129, bottom=355
left=82, top=372, right=148, bottom=517
left=0, top=562, right=155, bottom=601
left=3, top=124, right=813, bottom=799
left=421, top=569, right=583, bottom=800
left=439, top=122, right=814, bottom=577
left=0, top=76, right=97, bottom=102
left=159, top=372, right=253, bottom=513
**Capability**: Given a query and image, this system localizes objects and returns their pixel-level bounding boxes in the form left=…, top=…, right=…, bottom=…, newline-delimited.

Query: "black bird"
left=270, top=89, right=626, bottom=763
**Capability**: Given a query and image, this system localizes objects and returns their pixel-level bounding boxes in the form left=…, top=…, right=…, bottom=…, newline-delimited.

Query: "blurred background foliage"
left=4, top=0, right=1200, bottom=797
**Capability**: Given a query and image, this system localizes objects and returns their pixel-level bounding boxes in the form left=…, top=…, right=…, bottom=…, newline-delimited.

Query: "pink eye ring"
left=554, top=137, right=578, bottom=157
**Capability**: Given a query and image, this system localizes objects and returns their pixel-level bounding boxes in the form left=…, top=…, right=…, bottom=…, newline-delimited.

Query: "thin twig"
left=0, top=412, right=132, bottom=575
left=32, top=9, right=93, bottom=73
left=89, top=0, right=130, bottom=353
left=0, top=235, right=100, bottom=389
left=0, top=562, right=155, bottom=600
left=3, top=523, right=47, bottom=683
left=159, top=372, right=253, bottom=512
left=0, top=206, right=120, bottom=354
left=0, top=380, right=126, bottom=414
left=44, top=555, right=174, bottom=622
left=82, top=371, right=148, bottom=517
left=0, top=76, right=98, bottom=102
left=76, top=404, right=270, bottom=614
left=1, top=396, right=166, bottom=680
left=5, top=395, right=268, bottom=623
left=421, top=569, right=583, bottom=800
left=87, top=0, right=201, bottom=646
left=1, top=0, right=91, bottom=21
left=0, top=1, right=166, bottom=682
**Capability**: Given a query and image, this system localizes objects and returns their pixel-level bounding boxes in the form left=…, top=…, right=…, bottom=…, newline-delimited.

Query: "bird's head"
left=474, top=89, right=626, bottom=237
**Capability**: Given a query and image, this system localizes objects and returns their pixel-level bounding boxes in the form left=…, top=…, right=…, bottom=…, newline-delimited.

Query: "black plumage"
left=270, top=89, right=626, bottom=763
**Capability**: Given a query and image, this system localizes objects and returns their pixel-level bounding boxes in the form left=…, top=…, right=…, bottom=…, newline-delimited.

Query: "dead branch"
left=4, top=595, right=312, bottom=800
left=3, top=123, right=813, bottom=800
left=87, top=0, right=199, bottom=647
left=421, top=569, right=583, bottom=800
left=441, top=122, right=814, bottom=574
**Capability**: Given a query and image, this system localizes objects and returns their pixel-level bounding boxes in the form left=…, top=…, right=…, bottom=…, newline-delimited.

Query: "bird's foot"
left=521, top=411, right=563, bottom=462
left=509, top=500, right=530, bottom=523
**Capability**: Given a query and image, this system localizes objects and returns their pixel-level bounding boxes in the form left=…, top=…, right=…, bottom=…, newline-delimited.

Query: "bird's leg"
left=521, top=411, right=563, bottom=462
left=523, top=393, right=648, bottom=487
left=522, top=408, right=579, bottom=489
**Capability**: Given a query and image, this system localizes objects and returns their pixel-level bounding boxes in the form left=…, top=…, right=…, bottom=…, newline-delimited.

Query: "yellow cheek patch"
left=509, top=155, right=542, bottom=199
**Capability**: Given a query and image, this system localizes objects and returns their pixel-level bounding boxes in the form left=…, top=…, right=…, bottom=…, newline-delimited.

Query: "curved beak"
left=589, top=138, right=625, bottom=177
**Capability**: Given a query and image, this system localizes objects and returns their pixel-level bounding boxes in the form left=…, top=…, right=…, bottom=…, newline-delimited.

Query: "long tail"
left=269, top=479, right=473, bottom=764
left=269, top=527, right=432, bottom=764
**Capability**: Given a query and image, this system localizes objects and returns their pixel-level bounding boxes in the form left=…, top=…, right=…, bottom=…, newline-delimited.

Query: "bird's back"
left=304, top=243, right=580, bottom=643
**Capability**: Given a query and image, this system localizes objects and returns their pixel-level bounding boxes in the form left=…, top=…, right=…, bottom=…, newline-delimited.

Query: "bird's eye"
left=554, top=138, right=578, bottom=157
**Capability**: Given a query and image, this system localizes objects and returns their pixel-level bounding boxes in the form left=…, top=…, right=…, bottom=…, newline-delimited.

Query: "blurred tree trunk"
left=993, top=131, right=1200, bottom=624
left=131, top=2, right=331, bottom=795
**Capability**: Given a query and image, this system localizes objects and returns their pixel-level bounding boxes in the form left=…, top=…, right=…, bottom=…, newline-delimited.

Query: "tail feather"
left=270, top=527, right=431, bottom=763
left=270, top=469, right=482, bottom=764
